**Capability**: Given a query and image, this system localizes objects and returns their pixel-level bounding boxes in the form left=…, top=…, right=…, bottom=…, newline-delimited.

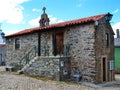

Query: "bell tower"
left=39, top=7, right=50, bottom=27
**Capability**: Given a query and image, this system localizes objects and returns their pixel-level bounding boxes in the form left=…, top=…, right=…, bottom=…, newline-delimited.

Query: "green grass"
left=27, top=75, right=54, bottom=81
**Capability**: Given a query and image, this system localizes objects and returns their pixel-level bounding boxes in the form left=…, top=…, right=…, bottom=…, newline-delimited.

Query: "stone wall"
left=5, top=20, right=114, bottom=83
left=38, top=25, right=97, bottom=82
left=23, top=56, right=61, bottom=80
left=64, top=24, right=96, bottom=82
left=95, top=18, right=115, bottom=83
left=0, top=45, right=6, bottom=65
left=115, top=68, right=120, bottom=74
left=41, top=32, right=53, bottom=56
left=6, top=33, right=38, bottom=67
left=24, top=24, right=99, bottom=82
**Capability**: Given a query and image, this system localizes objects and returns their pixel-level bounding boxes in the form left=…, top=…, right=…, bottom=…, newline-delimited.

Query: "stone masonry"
left=0, top=45, right=6, bottom=65
left=23, top=56, right=60, bottom=80
left=6, top=33, right=38, bottom=67
left=5, top=14, right=114, bottom=83
left=19, top=24, right=97, bottom=82
left=64, top=24, right=96, bottom=82
left=95, top=18, right=114, bottom=83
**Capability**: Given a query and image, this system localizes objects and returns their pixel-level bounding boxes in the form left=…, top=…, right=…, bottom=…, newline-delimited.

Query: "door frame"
left=52, top=31, right=64, bottom=56
left=101, top=56, right=108, bottom=82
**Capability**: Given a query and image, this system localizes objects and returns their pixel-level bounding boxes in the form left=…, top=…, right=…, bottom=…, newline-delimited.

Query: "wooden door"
left=102, top=57, right=106, bottom=82
left=56, top=32, right=64, bottom=54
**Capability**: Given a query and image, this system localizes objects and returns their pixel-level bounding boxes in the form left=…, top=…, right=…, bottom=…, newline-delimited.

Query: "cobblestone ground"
left=0, top=72, right=120, bottom=90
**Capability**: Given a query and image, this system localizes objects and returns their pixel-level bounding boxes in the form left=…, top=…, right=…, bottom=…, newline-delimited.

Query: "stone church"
left=5, top=7, right=114, bottom=83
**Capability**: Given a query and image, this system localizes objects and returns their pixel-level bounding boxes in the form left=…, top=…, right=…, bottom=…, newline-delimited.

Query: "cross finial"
left=42, top=7, right=46, bottom=14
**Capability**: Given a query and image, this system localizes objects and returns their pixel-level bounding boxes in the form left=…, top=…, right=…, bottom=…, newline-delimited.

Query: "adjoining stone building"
left=0, top=30, right=6, bottom=65
left=0, top=44, right=6, bottom=65
left=5, top=8, right=114, bottom=83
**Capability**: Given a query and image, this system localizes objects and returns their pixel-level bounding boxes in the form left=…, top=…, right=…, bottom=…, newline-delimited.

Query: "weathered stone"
left=6, top=33, right=38, bottom=66
left=5, top=16, right=114, bottom=83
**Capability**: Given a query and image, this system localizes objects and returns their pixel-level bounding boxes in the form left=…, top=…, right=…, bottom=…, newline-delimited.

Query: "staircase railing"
left=41, top=44, right=70, bottom=56
left=19, top=44, right=70, bottom=69
left=19, top=46, right=37, bottom=69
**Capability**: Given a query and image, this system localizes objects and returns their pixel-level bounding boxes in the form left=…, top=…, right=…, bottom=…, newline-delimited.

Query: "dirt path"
left=0, top=72, right=120, bottom=90
left=0, top=72, right=93, bottom=90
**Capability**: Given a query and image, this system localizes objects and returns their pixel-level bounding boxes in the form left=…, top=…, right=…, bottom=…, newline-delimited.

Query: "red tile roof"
left=6, top=14, right=106, bottom=38
left=0, top=44, right=5, bottom=47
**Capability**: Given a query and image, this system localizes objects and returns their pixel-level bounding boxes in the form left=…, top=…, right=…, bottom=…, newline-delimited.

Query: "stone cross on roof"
left=43, top=7, right=46, bottom=14
left=39, top=7, right=50, bottom=27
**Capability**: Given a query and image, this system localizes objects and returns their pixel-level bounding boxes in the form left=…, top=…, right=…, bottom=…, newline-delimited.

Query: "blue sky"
left=0, top=0, right=120, bottom=37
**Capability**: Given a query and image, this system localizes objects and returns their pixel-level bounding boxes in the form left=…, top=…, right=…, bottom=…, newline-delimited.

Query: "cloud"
left=0, top=0, right=29, bottom=24
left=76, top=3, right=82, bottom=7
left=76, top=0, right=87, bottom=7
left=32, top=8, right=41, bottom=12
left=28, top=17, right=40, bottom=26
left=112, top=22, right=120, bottom=38
left=28, top=15, right=64, bottom=26
left=112, top=9, right=119, bottom=14
left=49, top=15, right=64, bottom=24
left=5, top=29, right=21, bottom=36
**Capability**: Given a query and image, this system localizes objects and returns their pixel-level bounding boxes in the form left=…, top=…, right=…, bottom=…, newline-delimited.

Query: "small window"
left=15, top=38, right=20, bottom=49
left=106, top=33, right=109, bottom=47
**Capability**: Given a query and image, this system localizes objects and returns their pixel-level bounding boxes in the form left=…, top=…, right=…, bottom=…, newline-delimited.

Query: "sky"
left=0, top=0, right=120, bottom=37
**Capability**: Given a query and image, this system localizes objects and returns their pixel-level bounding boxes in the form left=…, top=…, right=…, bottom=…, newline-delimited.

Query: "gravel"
left=0, top=71, right=120, bottom=90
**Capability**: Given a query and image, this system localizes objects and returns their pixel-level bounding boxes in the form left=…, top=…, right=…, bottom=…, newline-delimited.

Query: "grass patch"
left=26, top=75, right=83, bottom=86
left=27, top=75, right=79, bottom=85
left=64, top=81, right=79, bottom=85
left=27, top=75, right=54, bottom=81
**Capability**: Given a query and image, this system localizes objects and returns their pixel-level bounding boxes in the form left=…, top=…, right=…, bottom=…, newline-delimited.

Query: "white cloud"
left=28, top=17, right=40, bottom=26
left=28, top=15, right=64, bottom=26
left=0, top=0, right=29, bottom=24
left=49, top=15, right=64, bottom=24
left=49, top=15, right=57, bottom=23
left=57, top=20, right=64, bottom=23
left=5, top=29, right=21, bottom=36
left=112, top=22, right=120, bottom=38
left=112, top=9, right=119, bottom=14
left=32, top=8, right=41, bottom=12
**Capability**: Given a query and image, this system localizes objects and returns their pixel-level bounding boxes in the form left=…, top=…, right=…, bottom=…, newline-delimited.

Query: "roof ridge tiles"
left=5, top=14, right=105, bottom=37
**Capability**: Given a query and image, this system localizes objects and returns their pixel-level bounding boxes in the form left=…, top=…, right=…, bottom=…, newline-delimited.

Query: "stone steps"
left=18, top=56, right=39, bottom=74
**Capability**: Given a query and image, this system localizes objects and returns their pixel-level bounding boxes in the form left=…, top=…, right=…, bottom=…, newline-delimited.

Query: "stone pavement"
left=0, top=72, right=93, bottom=90
left=79, top=74, right=120, bottom=89
left=0, top=72, right=120, bottom=90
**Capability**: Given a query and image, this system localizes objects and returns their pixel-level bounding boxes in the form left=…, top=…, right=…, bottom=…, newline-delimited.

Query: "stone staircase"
left=18, top=46, right=37, bottom=74
left=18, top=56, right=39, bottom=74
left=17, top=44, right=71, bottom=80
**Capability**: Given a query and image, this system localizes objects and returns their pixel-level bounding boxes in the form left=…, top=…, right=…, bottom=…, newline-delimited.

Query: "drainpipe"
left=94, top=20, right=99, bottom=83
left=38, top=30, right=41, bottom=56
left=116, top=29, right=120, bottom=38
left=0, top=54, right=2, bottom=65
